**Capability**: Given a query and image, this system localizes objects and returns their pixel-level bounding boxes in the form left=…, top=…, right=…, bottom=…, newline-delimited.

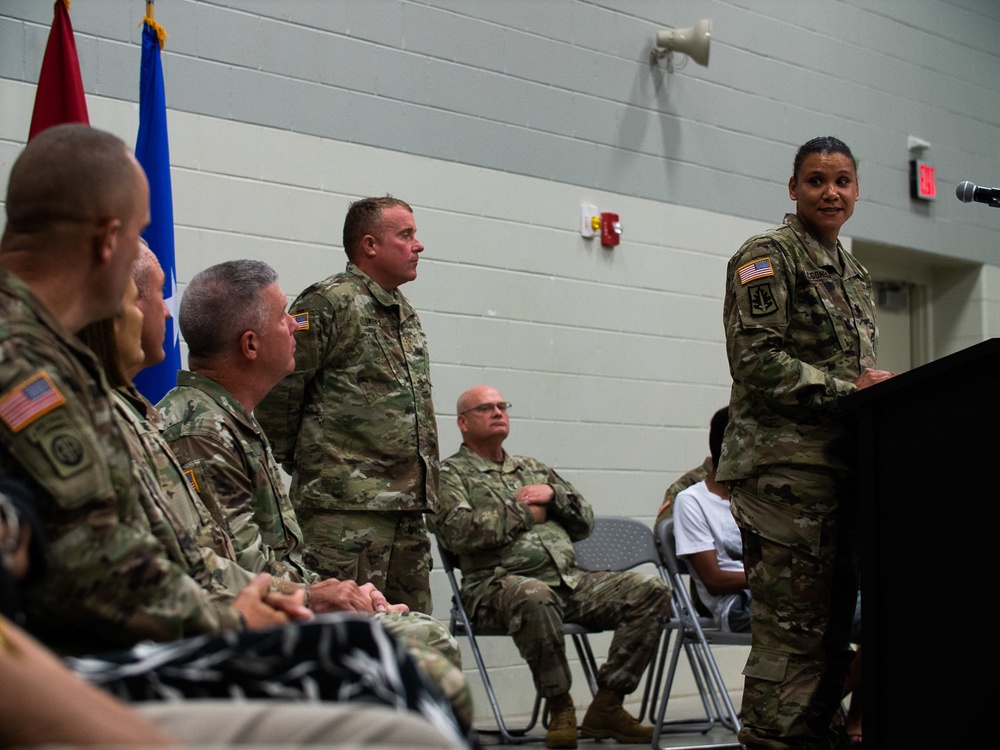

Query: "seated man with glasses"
left=429, top=385, right=670, bottom=750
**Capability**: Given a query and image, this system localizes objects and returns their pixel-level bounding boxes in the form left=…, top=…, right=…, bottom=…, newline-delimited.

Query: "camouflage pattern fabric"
left=158, top=371, right=317, bottom=585
left=717, top=214, right=877, bottom=482
left=113, top=387, right=255, bottom=598
left=255, top=263, right=438, bottom=611
left=718, top=214, right=873, bottom=750
left=730, top=468, right=859, bottom=750
left=297, top=508, right=433, bottom=614
left=0, top=270, right=240, bottom=655
left=68, top=613, right=476, bottom=750
left=157, top=371, right=470, bottom=725
left=378, top=610, right=473, bottom=728
left=430, top=444, right=670, bottom=698
left=655, top=455, right=711, bottom=523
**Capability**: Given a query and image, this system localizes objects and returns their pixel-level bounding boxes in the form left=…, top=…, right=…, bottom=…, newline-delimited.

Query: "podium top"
left=841, top=337, right=1000, bottom=410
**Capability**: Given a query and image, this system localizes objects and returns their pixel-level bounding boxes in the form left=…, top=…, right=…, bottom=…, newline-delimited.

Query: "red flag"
left=28, top=0, right=89, bottom=141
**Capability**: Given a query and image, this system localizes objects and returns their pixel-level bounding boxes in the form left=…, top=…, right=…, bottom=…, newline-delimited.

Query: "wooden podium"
left=842, top=338, right=1000, bottom=749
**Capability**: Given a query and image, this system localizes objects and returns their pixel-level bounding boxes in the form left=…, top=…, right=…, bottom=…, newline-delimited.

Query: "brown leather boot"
left=545, top=692, right=578, bottom=749
left=580, top=689, right=654, bottom=743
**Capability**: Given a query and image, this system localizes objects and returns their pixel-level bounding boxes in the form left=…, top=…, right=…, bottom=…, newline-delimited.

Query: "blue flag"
left=133, top=18, right=180, bottom=405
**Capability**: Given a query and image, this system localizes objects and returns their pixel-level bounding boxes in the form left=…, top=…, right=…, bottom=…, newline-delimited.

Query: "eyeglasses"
left=459, top=401, right=512, bottom=416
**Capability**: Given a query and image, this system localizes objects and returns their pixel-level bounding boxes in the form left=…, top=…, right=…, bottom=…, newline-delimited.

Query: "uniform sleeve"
left=256, top=291, right=332, bottom=466
left=543, top=466, right=594, bottom=542
left=428, top=461, right=534, bottom=554
left=166, top=431, right=300, bottom=581
left=0, top=369, right=243, bottom=648
left=723, top=237, right=856, bottom=415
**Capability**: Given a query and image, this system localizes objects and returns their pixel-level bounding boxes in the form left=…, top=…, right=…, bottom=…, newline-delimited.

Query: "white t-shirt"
left=672, top=480, right=747, bottom=631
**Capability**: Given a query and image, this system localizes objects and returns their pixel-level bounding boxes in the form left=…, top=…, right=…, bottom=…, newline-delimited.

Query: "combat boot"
left=580, top=688, right=654, bottom=743
left=545, top=692, right=578, bottom=749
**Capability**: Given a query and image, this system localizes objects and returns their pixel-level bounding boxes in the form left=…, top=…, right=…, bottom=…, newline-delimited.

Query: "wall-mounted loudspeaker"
left=651, top=18, right=712, bottom=69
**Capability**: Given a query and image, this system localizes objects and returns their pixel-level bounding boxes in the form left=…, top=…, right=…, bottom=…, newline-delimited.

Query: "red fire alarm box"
left=600, top=212, right=621, bottom=246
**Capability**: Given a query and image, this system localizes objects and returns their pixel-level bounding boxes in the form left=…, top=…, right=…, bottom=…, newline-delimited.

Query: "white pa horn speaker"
left=654, top=18, right=712, bottom=68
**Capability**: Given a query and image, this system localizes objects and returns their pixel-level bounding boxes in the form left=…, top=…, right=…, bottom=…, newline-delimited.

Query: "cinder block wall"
left=4, top=0, right=1000, bottom=725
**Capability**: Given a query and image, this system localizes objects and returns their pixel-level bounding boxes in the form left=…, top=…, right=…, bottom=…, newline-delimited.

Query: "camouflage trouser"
left=377, top=610, right=473, bottom=731
left=299, top=509, right=432, bottom=614
left=471, top=570, right=670, bottom=699
left=730, top=466, right=860, bottom=750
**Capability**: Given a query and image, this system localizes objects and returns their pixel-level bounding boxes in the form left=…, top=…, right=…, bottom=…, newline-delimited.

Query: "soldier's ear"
left=240, top=330, right=258, bottom=360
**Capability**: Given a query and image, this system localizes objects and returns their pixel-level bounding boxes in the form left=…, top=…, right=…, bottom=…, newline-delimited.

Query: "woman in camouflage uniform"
left=717, top=137, right=892, bottom=750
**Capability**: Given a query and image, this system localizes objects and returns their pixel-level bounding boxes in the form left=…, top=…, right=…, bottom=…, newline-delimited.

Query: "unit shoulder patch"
left=747, top=282, right=779, bottom=316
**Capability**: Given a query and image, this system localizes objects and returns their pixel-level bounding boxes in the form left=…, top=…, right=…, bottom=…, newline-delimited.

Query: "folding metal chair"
left=571, top=515, right=671, bottom=724
left=435, top=539, right=600, bottom=744
left=651, top=517, right=748, bottom=750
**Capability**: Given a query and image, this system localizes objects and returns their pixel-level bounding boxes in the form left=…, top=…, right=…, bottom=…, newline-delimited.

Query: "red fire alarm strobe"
left=600, top=212, right=621, bottom=246
left=910, top=160, right=936, bottom=201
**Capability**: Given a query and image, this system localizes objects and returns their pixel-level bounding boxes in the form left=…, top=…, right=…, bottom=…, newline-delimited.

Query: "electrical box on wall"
left=581, top=203, right=598, bottom=238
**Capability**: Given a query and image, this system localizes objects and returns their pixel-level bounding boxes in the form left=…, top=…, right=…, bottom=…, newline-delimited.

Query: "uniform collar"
left=175, top=370, right=261, bottom=434
left=345, top=263, right=416, bottom=321
left=781, top=213, right=861, bottom=278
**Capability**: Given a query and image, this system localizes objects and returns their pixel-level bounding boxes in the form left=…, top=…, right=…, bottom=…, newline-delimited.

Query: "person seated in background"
left=430, top=384, right=671, bottom=750
left=668, top=406, right=862, bottom=746
left=669, top=407, right=750, bottom=633
left=153, top=259, right=470, bottom=729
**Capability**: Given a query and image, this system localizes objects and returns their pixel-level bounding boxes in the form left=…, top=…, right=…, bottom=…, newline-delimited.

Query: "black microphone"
left=956, top=181, right=1000, bottom=206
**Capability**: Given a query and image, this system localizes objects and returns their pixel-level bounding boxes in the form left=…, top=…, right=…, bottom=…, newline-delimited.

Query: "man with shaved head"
left=430, top=384, right=671, bottom=749
left=0, top=124, right=261, bottom=653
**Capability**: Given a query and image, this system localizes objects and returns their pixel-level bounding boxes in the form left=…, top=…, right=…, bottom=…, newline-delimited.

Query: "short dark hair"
left=180, top=260, right=278, bottom=361
left=3, top=124, right=136, bottom=238
left=709, top=407, right=729, bottom=468
left=342, top=195, right=413, bottom=259
left=792, top=136, right=858, bottom=180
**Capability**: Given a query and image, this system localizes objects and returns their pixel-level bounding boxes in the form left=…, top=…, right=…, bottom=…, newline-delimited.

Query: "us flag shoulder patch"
left=183, top=469, right=201, bottom=495
left=0, top=372, right=66, bottom=432
left=293, top=312, right=309, bottom=331
left=738, top=257, right=774, bottom=285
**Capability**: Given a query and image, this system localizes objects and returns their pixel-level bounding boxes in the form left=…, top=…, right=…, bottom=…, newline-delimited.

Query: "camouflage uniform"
left=430, top=444, right=670, bottom=698
left=256, top=263, right=439, bottom=613
left=158, top=371, right=471, bottom=727
left=0, top=270, right=243, bottom=655
left=112, top=386, right=255, bottom=597
left=717, top=214, right=875, bottom=750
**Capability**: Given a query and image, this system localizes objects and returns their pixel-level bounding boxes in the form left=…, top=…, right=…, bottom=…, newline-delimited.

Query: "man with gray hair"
left=157, top=260, right=471, bottom=729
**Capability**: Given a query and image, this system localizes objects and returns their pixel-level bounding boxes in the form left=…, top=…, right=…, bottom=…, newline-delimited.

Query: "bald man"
left=430, top=385, right=671, bottom=749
